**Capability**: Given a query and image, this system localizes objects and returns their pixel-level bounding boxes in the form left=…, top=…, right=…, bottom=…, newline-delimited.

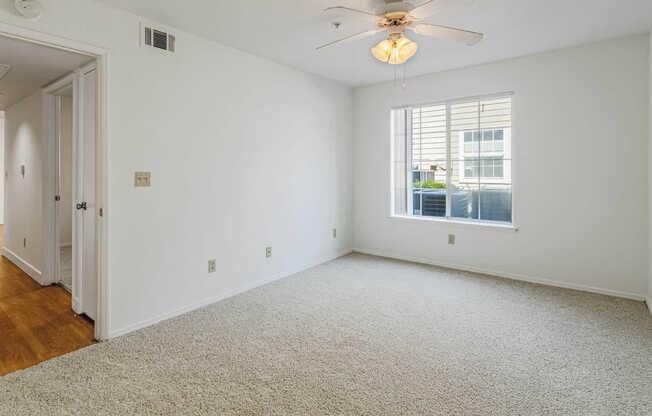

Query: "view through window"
left=392, top=95, right=512, bottom=223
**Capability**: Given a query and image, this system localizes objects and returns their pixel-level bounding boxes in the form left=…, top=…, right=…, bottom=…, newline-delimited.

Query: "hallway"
left=0, top=226, right=95, bottom=376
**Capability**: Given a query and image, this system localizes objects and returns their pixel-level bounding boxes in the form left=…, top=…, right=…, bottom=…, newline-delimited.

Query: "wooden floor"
left=0, top=225, right=95, bottom=376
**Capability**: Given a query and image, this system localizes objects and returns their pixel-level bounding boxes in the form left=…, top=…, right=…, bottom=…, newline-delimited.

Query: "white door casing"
left=9, top=21, right=109, bottom=340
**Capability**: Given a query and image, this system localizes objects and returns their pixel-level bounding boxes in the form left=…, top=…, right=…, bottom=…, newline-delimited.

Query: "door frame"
left=0, top=22, right=111, bottom=341
left=43, top=73, right=76, bottom=292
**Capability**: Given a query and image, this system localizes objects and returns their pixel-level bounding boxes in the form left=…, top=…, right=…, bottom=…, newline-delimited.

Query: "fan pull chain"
left=391, top=63, right=408, bottom=89
left=402, top=62, right=407, bottom=89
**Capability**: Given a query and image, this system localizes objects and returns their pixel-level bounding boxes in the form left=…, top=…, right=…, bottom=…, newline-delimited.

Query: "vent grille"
left=152, top=30, right=168, bottom=50
left=0, top=64, right=10, bottom=80
left=142, top=24, right=175, bottom=52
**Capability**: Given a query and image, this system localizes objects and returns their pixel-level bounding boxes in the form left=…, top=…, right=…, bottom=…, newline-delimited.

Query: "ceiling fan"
left=316, top=0, right=483, bottom=65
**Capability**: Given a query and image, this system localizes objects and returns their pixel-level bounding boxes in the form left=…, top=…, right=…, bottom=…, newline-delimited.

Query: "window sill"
left=389, top=215, right=519, bottom=232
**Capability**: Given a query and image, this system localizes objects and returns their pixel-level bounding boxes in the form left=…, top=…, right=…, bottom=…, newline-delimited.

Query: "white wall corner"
left=648, top=29, right=652, bottom=311
left=1, top=247, right=42, bottom=285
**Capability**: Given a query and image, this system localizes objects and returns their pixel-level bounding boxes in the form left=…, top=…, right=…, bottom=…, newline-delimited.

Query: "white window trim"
left=389, top=214, right=519, bottom=232
left=390, top=92, right=515, bottom=228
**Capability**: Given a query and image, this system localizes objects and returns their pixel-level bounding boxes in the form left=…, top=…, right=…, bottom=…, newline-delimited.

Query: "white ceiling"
left=0, top=36, right=91, bottom=110
left=102, top=0, right=652, bottom=87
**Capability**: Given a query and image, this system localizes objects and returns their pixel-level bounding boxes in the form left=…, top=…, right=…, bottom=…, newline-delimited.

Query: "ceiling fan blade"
left=316, top=29, right=384, bottom=50
left=323, top=6, right=381, bottom=23
left=410, top=23, right=483, bottom=45
left=408, top=0, right=441, bottom=19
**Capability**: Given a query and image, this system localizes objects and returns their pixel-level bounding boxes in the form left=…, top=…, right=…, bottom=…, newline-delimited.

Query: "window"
left=391, top=95, right=512, bottom=223
left=464, top=157, right=503, bottom=178
left=463, top=129, right=504, bottom=153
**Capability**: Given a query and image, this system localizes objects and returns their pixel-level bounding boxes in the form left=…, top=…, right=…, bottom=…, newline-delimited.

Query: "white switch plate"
left=448, top=234, right=455, bottom=245
left=134, top=171, right=151, bottom=187
left=266, top=247, right=272, bottom=258
left=333, top=228, right=337, bottom=238
left=208, top=259, right=216, bottom=273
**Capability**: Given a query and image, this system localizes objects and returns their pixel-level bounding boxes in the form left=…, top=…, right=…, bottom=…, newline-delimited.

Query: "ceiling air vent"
left=141, top=24, right=175, bottom=52
left=0, top=64, right=10, bottom=80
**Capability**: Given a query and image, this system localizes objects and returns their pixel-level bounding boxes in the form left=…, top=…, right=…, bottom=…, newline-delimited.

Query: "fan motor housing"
left=377, top=12, right=412, bottom=30
left=378, top=1, right=416, bottom=29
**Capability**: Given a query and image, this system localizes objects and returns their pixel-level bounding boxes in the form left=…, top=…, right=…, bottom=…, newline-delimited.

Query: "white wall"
left=0, top=0, right=353, bottom=336
left=3, top=90, right=43, bottom=275
left=648, top=30, right=652, bottom=308
left=58, top=96, right=72, bottom=246
left=0, top=111, right=4, bottom=224
left=354, top=35, right=649, bottom=300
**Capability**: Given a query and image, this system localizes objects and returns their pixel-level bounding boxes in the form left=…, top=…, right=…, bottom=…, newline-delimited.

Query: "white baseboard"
left=2, top=247, right=42, bottom=285
left=108, top=248, right=354, bottom=339
left=646, top=298, right=652, bottom=316
left=353, top=248, right=647, bottom=302
left=72, top=296, right=81, bottom=314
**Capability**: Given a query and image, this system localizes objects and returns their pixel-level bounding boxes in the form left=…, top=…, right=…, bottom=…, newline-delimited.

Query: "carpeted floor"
left=1, top=253, right=651, bottom=415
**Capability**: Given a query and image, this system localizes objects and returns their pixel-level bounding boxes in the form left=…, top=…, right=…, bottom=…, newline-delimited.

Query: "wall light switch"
left=20, top=164, right=25, bottom=178
left=266, top=247, right=272, bottom=258
left=134, top=171, right=151, bottom=187
left=448, top=234, right=456, bottom=245
left=208, top=259, right=216, bottom=273
left=333, top=228, right=337, bottom=239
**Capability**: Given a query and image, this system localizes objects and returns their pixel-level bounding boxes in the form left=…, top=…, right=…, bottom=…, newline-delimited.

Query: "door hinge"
left=54, top=195, right=61, bottom=201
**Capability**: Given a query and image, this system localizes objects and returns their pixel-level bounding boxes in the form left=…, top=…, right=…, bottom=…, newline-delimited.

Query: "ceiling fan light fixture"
left=371, top=36, right=418, bottom=65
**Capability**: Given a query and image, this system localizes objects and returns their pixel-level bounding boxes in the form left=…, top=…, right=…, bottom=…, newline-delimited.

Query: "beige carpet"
left=1, top=253, right=651, bottom=415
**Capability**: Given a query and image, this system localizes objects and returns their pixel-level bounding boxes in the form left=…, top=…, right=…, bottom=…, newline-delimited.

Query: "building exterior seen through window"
left=392, top=95, right=512, bottom=223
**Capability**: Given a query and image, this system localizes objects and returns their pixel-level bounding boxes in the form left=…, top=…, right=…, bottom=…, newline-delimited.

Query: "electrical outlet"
left=265, top=247, right=272, bottom=258
left=448, top=234, right=455, bottom=245
left=208, top=259, right=216, bottom=273
left=134, top=171, right=151, bottom=187
left=332, top=228, right=337, bottom=239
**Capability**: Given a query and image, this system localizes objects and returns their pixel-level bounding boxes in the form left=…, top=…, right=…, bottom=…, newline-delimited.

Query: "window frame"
left=390, top=92, right=516, bottom=228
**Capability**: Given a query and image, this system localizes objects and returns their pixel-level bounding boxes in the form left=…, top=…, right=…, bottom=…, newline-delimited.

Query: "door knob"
left=76, top=202, right=88, bottom=211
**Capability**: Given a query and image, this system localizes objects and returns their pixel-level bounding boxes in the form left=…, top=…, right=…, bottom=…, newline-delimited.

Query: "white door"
left=74, top=66, right=97, bottom=320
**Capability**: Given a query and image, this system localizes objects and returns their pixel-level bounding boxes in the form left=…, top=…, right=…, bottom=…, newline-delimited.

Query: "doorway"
left=0, top=29, right=107, bottom=374
left=45, top=65, right=98, bottom=321
left=55, top=85, right=74, bottom=293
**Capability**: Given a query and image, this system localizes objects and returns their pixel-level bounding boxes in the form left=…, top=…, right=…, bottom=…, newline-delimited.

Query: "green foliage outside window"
left=413, top=180, right=446, bottom=189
